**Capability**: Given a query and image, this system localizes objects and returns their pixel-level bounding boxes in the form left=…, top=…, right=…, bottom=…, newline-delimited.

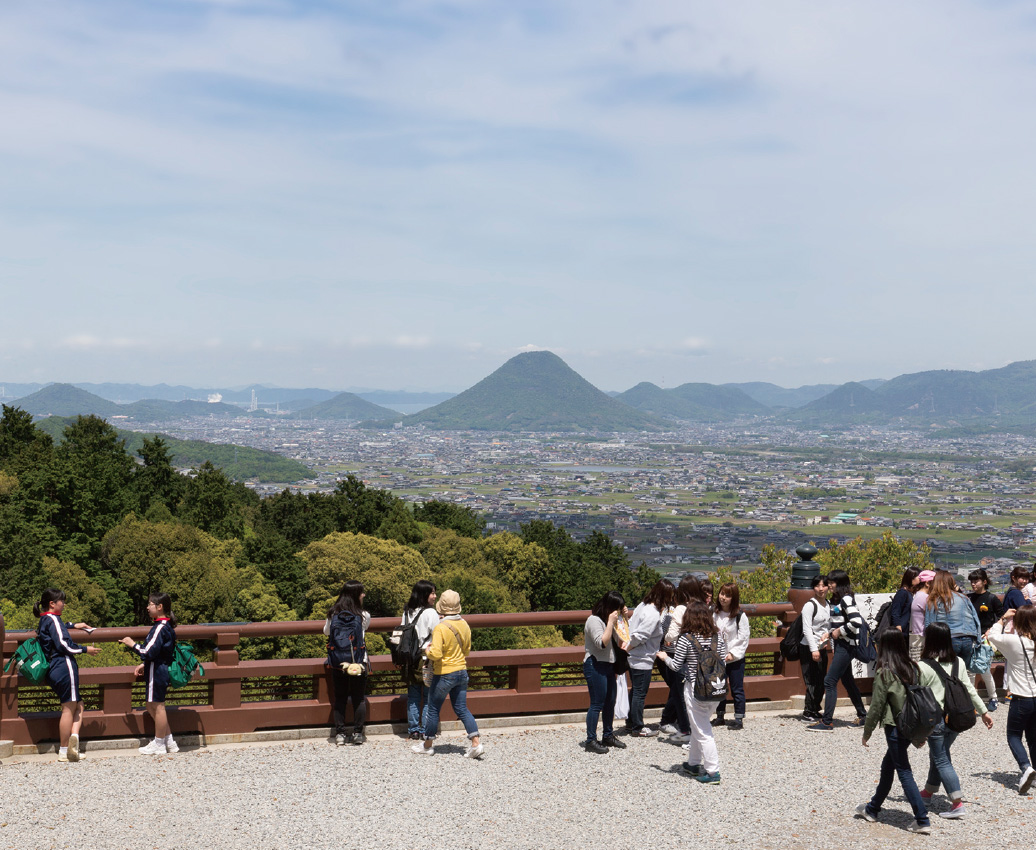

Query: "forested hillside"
left=0, top=406, right=659, bottom=656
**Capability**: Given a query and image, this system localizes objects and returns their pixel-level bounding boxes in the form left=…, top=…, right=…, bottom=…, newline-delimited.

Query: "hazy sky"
left=3, top=0, right=1036, bottom=393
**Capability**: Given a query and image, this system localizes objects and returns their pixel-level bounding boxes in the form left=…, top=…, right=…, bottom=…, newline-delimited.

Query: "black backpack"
left=689, top=634, right=727, bottom=701
left=779, top=600, right=817, bottom=662
left=923, top=657, right=977, bottom=733
left=872, top=600, right=895, bottom=641
left=895, top=665, right=942, bottom=748
left=390, top=609, right=427, bottom=681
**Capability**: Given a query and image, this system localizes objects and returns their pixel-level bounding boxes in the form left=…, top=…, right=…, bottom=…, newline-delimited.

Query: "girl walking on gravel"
left=856, top=630, right=937, bottom=834
left=120, top=592, right=178, bottom=755
left=657, top=600, right=727, bottom=785
left=581, top=591, right=627, bottom=754
left=34, top=588, right=100, bottom=762
left=919, top=622, right=994, bottom=818
left=967, top=568, right=1003, bottom=709
left=985, top=606, right=1036, bottom=794
left=412, top=590, right=484, bottom=759
left=324, top=581, right=370, bottom=746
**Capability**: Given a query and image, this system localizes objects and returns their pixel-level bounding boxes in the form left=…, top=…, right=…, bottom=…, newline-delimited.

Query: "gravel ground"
left=3, top=708, right=1034, bottom=850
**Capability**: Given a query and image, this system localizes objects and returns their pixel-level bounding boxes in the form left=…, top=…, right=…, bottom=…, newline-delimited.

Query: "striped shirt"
left=664, top=632, right=728, bottom=685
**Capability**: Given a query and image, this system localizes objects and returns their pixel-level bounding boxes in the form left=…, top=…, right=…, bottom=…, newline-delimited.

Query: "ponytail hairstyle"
left=33, top=588, right=65, bottom=618
left=827, top=570, right=853, bottom=607
left=874, top=629, right=915, bottom=684
left=701, top=580, right=714, bottom=607
left=404, top=580, right=437, bottom=617
left=330, top=580, right=365, bottom=618
left=149, top=592, right=176, bottom=627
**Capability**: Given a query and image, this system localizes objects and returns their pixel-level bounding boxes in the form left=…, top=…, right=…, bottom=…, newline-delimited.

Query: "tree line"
left=0, top=406, right=660, bottom=659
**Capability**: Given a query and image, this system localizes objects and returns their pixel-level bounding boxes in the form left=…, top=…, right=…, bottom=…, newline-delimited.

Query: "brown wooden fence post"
left=212, top=630, right=241, bottom=710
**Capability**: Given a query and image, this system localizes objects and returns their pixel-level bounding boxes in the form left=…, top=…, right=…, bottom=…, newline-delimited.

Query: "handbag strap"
left=443, top=621, right=466, bottom=653
left=1021, top=633, right=1036, bottom=687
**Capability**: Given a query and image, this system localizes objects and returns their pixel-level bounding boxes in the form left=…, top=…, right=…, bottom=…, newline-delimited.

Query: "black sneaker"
left=584, top=740, right=609, bottom=754
left=602, top=735, right=627, bottom=749
left=408, top=731, right=423, bottom=740
left=801, top=712, right=821, bottom=722
left=352, top=732, right=366, bottom=745
left=727, top=718, right=743, bottom=731
left=710, top=717, right=726, bottom=728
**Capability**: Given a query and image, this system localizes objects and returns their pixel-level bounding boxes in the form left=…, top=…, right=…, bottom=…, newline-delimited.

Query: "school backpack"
left=4, top=638, right=49, bottom=684
left=923, top=657, right=977, bottom=733
left=779, top=601, right=818, bottom=662
left=689, top=634, right=728, bottom=701
left=389, top=609, right=427, bottom=682
left=895, top=666, right=942, bottom=747
left=872, top=600, right=895, bottom=642
left=328, top=612, right=366, bottom=669
left=168, top=642, right=205, bottom=689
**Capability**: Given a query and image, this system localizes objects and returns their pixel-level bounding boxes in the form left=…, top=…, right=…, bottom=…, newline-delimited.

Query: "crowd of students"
left=27, top=564, right=1036, bottom=828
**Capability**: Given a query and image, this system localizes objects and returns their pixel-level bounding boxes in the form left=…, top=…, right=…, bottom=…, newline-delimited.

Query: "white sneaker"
left=464, top=743, right=484, bottom=759
left=658, top=724, right=679, bottom=735
left=411, top=743, right=434, bottom=756
left=67, top=733, right=80, bottom=763
left=165, top=737, right=179, bottom=754
left=139, top=739, right=167, bottom=755
left=855, top=803, right=877, bottom=823
left=681, top=743, right=690, bottom=750
left=1020, top=766, right=1036, bottom=795
left=906, top=822, right=931, bottom=835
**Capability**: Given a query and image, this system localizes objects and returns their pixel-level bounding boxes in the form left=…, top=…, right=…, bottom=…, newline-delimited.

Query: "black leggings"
left=332, top=669, right=367, bottom=735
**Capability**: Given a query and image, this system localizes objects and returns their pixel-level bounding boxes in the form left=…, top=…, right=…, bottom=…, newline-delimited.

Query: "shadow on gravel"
left=973, top=769, right=1023, bottom=791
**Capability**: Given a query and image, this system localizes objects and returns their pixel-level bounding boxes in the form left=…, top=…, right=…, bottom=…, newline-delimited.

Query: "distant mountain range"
left=7, top=356, right=1036, bottom=432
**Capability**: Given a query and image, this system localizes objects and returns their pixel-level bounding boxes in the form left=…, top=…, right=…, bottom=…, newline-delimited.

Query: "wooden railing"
left=0, top=603, right=891, bottom=747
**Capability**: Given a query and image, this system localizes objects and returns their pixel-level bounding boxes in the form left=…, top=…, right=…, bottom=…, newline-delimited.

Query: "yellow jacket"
left=426, top=616, right=471, bottom=675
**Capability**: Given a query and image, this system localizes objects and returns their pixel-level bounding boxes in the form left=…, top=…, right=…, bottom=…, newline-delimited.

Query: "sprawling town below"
left=140, top=418, right=1036, bottom=591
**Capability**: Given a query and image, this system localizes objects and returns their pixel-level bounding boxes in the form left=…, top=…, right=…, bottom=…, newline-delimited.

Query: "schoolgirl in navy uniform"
left=34, top=588, right=100, bottom=762
left=121, top=593, right=177, bottom=754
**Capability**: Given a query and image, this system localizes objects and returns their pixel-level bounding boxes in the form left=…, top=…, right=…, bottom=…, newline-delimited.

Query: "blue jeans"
left=822, top=640, right=867, bottom=724
left=406, top=681, right=429, bottom=735
left=865, top=726, right=930, bottom=827
left=626, top=668, right=653, bottom=732
left=423, top=670, right=479, bottom=741
left=716, top=656, right=746, bottom=719
left=952, top=635, right=976, bottom=671
left=926, top=721, right=962, bottom=800
left=1006, top=695, right=1036, bottom=770
left=583, top=656, right=616, bottom=742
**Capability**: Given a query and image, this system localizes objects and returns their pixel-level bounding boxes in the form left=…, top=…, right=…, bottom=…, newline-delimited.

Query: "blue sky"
left=3, top=0, right=1036, bottom=392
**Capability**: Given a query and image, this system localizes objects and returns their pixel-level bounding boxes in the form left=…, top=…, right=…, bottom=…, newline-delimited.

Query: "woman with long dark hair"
left=919, top=622, right=993, bottom=818
left=400, top=580, right=440, bottom=739
left=324, top=580, right=370, bottom=745
left=890, top=568, right=921, bottom=633
left=807, top=570, right=867, bottom=732
left=34, top=588, right=101, bottom=762
left=623, top=579, right=675, bottom=737
left=856, top=630, right=937, bottom=834
left=986, top=606, right=1036, bottom=794
left=581, top=591, right=627, bottom=754
left=924, top=570, right=982, bottom=670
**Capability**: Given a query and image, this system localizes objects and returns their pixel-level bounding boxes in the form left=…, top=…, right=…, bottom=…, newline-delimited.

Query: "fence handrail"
left=1, top=603, right=796, bottom=645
